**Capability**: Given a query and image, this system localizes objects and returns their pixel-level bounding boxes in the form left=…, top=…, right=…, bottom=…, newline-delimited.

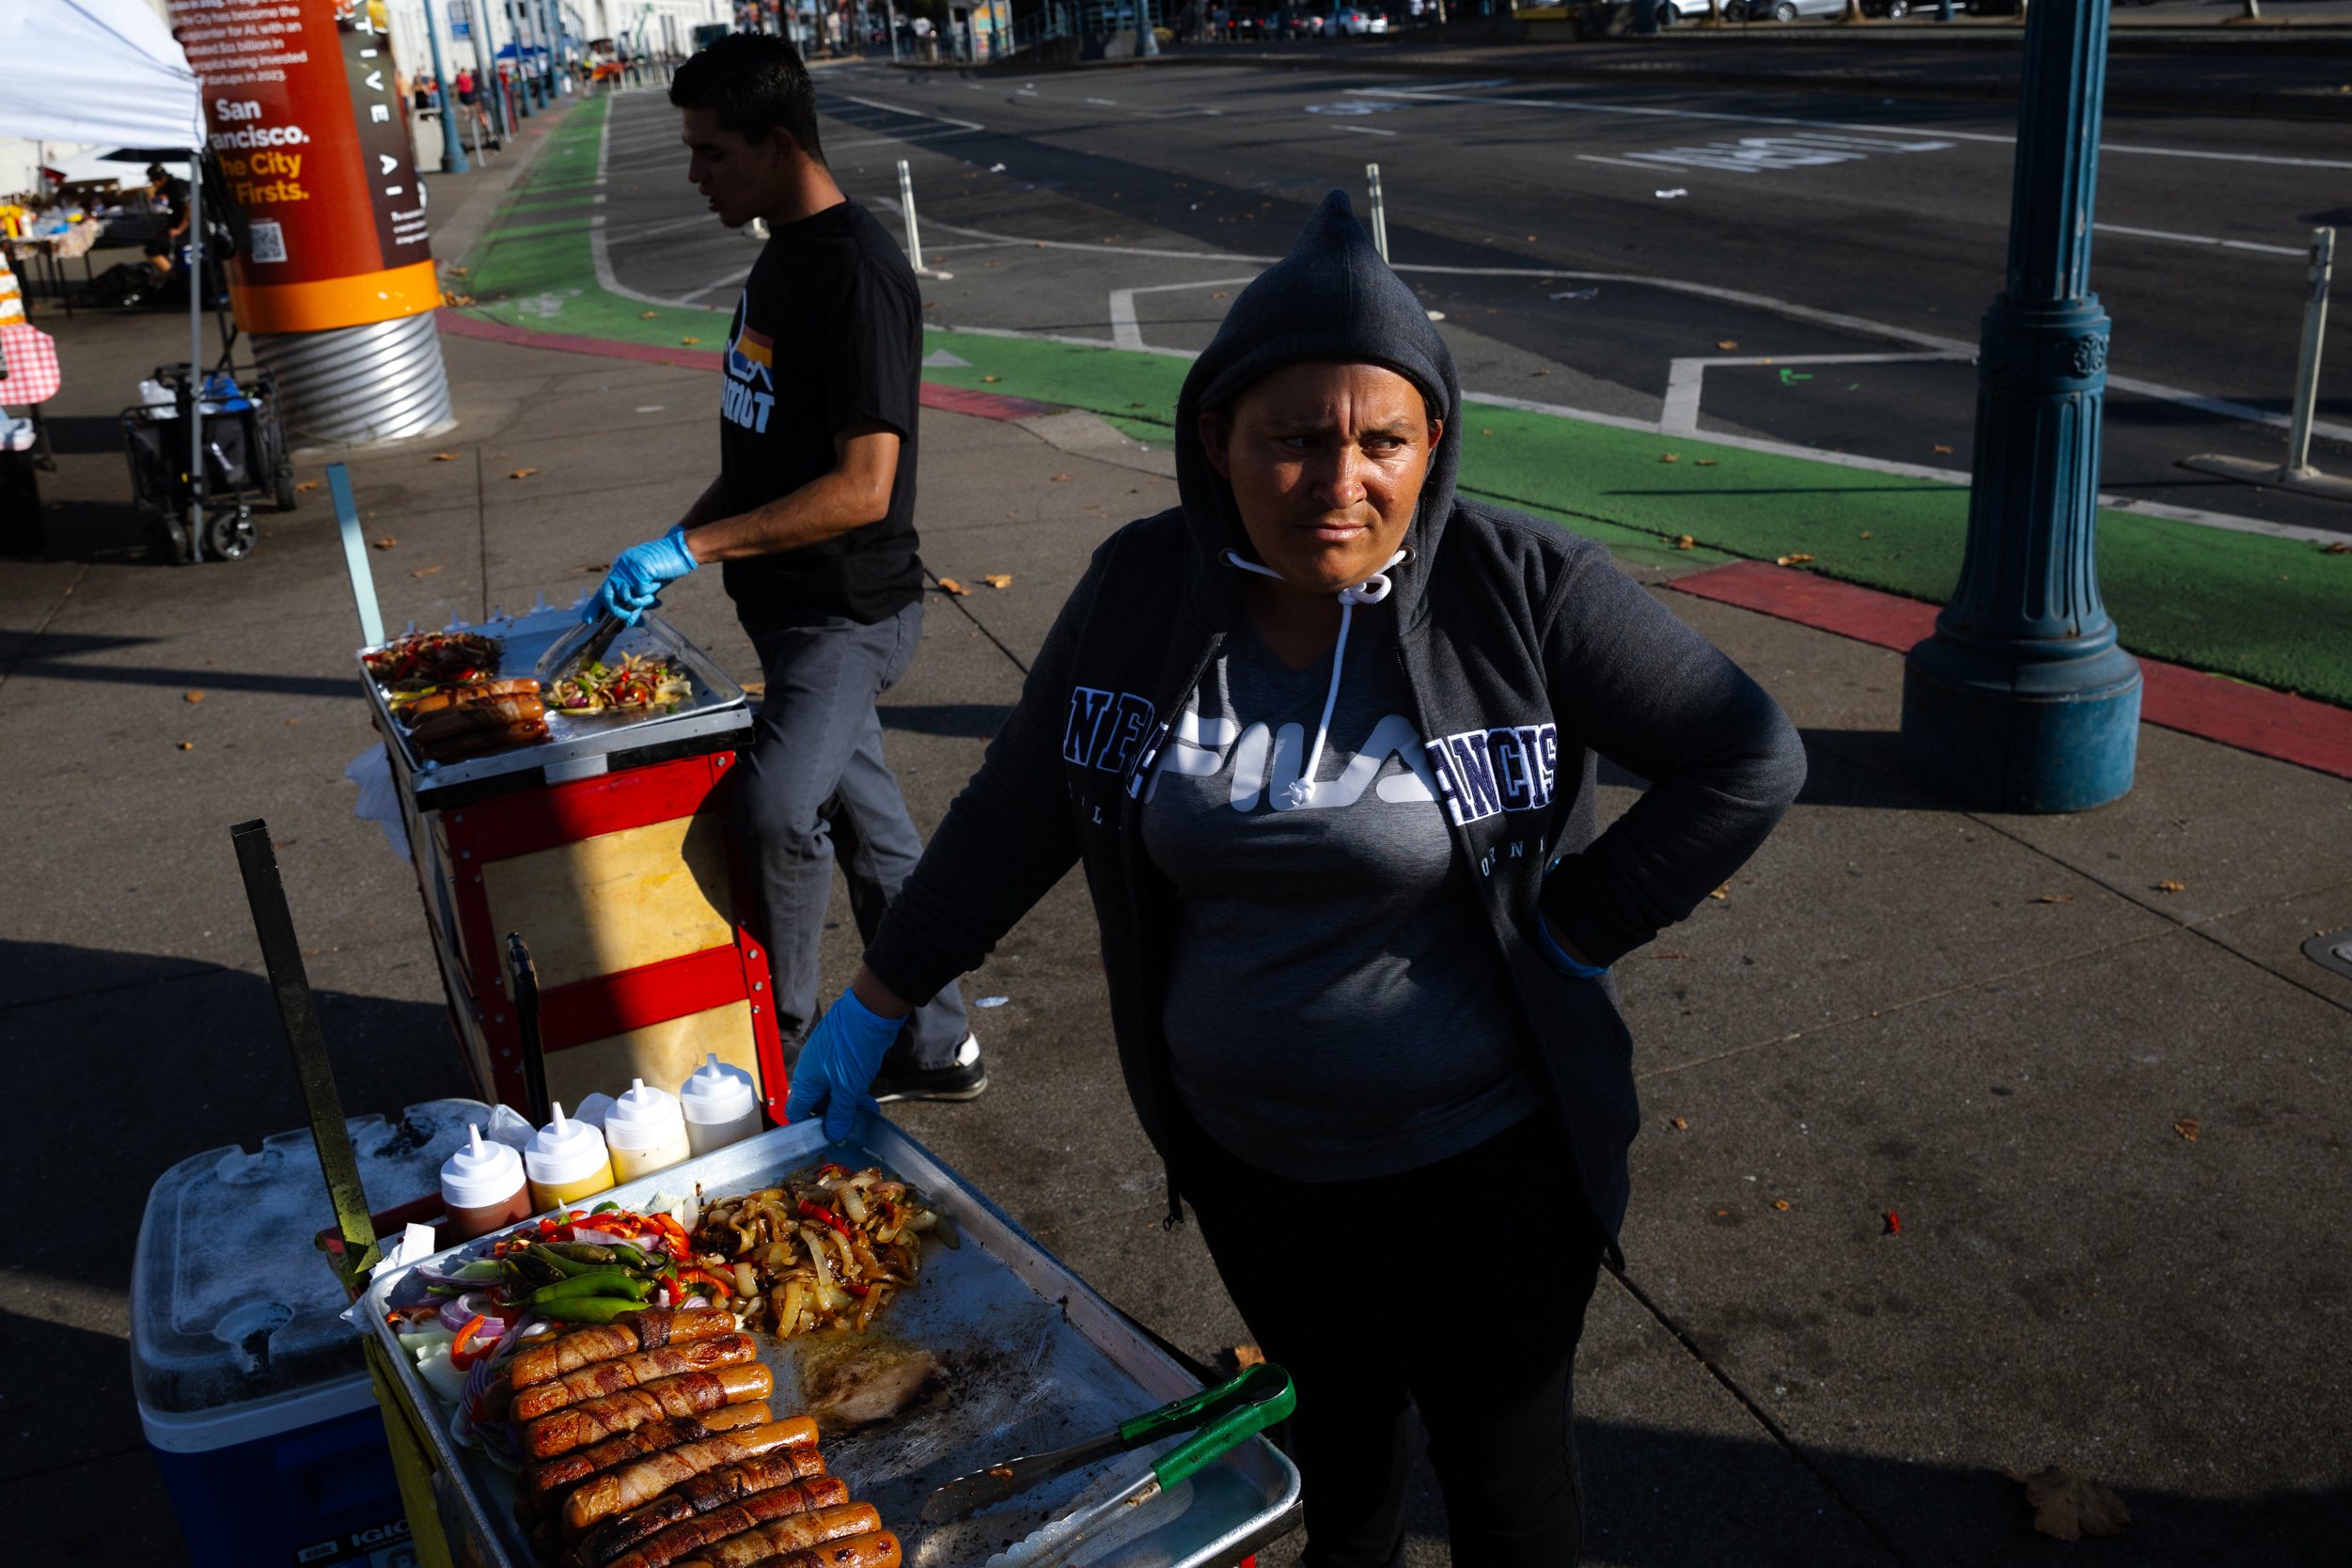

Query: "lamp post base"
left=1901, top=635, right=2142, bottom=813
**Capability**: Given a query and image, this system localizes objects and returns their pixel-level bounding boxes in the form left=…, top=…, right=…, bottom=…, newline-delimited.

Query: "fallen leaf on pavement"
left=1717, top=340, right=1738, bottom=350
left=1675, top=535, right=1695, bottom=550
left=2173, top=1118, right=2201, bottom=1141
left=1670, top=1118, right=1688, bottom=1130
left=1530, top=368, right=1549, bottom=376
left=1883, top=1211, right=1902, bottom=1235
left=184, top=691, right=205, bottom=704
left=1233, top=1345, right=1265, bottom=1369
left=177, top=741, right=194, bottom=750
left=1934, top=444, right=1954, bottom=454
left=1777, top=554, right=1815, bottom=566
left=2154, top=880, right=2186, bottom=893
left=432, top=452, right=456, bottom=461
left=509, top=468, right=539, bottom=479
left=413, top=565, right=444, bottom=577
left=1708, top=883, right=1730, bottom=900
left=739, top=681, right=766, bottom=695
left=983, top=574, right=1012, bottom=588
left=1049, top=474, right=1073, bottom=483
left=373, top=537, right=397, bottom=550
left=1772, top=1200, right=1791, bottom=1212
left=2004, top=1466, right=2130, bottom=1541
left=936, top=578, right=970, bottom=595
left=295, top=479, right=319, bottom=492
left=2034, top=895, right=2075, bottom=904
left=1651, top=951, right=1691, bottom=960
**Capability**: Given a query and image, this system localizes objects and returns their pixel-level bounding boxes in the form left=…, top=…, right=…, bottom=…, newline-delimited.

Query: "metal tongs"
left=927, top=1362, right=1294, bottom=1567
left=535, top=608, right=628, bottom=689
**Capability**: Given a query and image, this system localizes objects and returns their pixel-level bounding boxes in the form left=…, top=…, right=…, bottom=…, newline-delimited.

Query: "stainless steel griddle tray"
left=356, top=605, right=750, bottom=794
left=359, top=1117, right=1301, bottom=1568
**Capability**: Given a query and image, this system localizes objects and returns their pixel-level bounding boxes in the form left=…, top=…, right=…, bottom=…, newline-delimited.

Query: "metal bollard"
left=2285, top=227, right=2334, bottom=478
left=1365, top=163, right=1389, bottom=266
left=897, top=160, right=952, bottom=278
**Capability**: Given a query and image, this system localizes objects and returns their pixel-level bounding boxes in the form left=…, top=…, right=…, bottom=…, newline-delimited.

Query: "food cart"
left=357, top=597, right=784, bottom=1126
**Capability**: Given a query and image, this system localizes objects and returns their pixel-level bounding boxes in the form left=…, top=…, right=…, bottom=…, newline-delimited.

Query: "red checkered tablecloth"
left=0, top=322, right=60, bottom=405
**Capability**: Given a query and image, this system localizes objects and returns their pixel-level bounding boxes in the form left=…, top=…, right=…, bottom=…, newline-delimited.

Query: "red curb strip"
left=1670, top=559, right=2352, bottom=782
left=436, top=311, right=1064, bottom=421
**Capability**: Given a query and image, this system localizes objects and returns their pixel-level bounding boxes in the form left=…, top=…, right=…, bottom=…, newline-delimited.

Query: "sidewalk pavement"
left=7, top=112, right=2350, bottom=1568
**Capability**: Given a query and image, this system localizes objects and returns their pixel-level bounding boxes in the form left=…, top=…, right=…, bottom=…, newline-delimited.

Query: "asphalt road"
left=599, top=61, right=2352, bottom=537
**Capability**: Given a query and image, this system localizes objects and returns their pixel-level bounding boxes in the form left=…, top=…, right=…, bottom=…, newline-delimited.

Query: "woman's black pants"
left=1170, top=1107, right=1608, bottom=1568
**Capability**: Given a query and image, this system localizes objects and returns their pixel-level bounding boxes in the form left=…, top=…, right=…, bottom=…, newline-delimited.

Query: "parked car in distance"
left=1726, top=0, right=1843, bottom=18
left=1652, top=0, right=1717, bottom=21
left=1269, top=7, right=1326, bottom=35
left=1325, top=7, right=1389, bottom=34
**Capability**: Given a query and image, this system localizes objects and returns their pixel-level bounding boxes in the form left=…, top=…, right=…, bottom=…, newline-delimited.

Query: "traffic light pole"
left=1899, top=0, right=2140, bottom=813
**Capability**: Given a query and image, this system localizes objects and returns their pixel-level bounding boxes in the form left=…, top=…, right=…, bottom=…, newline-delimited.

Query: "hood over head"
left=1172, top=189, right=1462, bottom=627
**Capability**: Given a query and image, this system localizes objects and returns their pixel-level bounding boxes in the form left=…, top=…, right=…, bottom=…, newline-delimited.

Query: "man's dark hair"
left=669, top=34, right=823, bottom=165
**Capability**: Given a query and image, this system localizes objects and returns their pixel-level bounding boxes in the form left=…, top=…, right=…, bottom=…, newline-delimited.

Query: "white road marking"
left=1577, top=155, right=1680, bottom=172
left=1107, top=276, right=1261, bottom=350
left=2095, top=223, right=2304, bottom=259
left=1335, top=124, right=1398, bottom=136
left=1661, top=353, right=1968, bottom=437
left=1347, top=86, right=2352, bottom=171
left=1620, top=131, right=1955, bottom=175
left=833, top=95, right=986, bottom=133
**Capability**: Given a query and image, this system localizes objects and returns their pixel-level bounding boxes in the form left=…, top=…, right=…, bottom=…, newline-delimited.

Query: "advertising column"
left=170, top=0, right=454, bottom=446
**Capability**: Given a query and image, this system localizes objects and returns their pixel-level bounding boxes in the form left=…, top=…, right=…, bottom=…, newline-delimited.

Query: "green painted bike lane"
left=455, top=96, right=2352, bottom=708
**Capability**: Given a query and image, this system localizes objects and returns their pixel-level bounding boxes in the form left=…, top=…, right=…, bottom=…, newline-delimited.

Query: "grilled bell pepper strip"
left=672, top=1265, right=735, bottom=1299
left=797, top=1198, right=852, bottom=1238
left=447, top=1313, right=494, bottom=1370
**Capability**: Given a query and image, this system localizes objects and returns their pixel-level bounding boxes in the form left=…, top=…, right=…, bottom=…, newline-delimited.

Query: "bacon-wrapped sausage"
left=651, top=1504, right=876, bottom=1568
left=515, top=1309, right=738, bottom=1389
left=522, top=1404, right=773, bottom=1513
left=560, top=1420, right=813, bottom=1539
left=676, top=1529, right=899, bottom=1568
left=514, top=1335, right=759, bottom=1421
left=525, top=1364, right=774, bottom=1461
left=581, top=1475, right=847, bottom=1568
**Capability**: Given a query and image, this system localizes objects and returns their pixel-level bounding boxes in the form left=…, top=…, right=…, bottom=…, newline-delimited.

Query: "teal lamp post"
left=1900, top=0, right=2140, bottom=813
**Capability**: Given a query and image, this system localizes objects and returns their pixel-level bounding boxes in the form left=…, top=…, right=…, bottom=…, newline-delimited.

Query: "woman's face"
left=1202, top=361, right=1441, bottom=594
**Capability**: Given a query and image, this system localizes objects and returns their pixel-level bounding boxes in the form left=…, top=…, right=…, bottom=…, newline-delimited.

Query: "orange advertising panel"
left=170, top=0, right=435, bottom=333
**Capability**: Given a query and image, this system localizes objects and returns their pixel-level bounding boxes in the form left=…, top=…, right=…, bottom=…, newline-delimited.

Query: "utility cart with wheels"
left=121, top=359, right=298, bottom=563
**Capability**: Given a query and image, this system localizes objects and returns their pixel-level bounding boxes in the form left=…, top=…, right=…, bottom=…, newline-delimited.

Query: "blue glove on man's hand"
left=587, top=525, right=699, bottom=626
left=785, top=986, right=904, bottom=1140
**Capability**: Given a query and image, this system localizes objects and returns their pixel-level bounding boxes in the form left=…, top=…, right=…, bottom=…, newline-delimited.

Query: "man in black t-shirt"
left=588, top=35, right=979, bottom=1107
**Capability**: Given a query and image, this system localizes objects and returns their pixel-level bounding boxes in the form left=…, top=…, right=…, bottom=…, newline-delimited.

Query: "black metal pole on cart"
left=186, top=146, right=206, bottom=563
left=230, top=820, right=384, bottom=1277
left=507, top=933, right=554, bottom=1126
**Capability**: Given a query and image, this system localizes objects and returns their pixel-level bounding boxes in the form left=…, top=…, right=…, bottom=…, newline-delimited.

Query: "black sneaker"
left=870, top=1033, right=988, bottom=1104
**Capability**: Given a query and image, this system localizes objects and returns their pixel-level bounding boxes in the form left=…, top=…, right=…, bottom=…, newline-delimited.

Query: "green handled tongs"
left=926, top=1362, right=1294, bottom=1544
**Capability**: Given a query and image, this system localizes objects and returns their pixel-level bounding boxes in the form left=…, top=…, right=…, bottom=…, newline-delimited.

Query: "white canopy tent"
left=0, top=0, right=215, bottom=552
left=0, top=0, right=204, bottom=151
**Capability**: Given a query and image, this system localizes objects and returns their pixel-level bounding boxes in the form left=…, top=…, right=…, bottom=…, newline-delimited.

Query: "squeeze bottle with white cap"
left=525, top=1102, right=616, bottom=1213
left=440, top=1124, right=531, bottom=1241
left=604, top=1078, right=693, bottom=1183
left=679, top=1054, right=762, bottom=1156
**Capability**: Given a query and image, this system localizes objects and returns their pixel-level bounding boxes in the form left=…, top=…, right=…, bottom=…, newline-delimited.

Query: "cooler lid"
left=130, top=1098, right=494, bottom=1417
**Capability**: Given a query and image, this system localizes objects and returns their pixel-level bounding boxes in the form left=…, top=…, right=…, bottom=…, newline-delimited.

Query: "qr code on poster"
left=247, top=220, right=287, bottom=263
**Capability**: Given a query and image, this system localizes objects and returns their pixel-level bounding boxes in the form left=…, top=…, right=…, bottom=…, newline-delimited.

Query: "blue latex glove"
left=785, top=986, right=904, bottom=1140
left=587, top=525, right=699, bottom=626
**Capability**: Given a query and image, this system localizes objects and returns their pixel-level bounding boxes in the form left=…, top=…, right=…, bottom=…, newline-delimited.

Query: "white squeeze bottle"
left=678, top=1054, right=762, bottom=1156
left=604, top=1078, right=693, bottom=1183
left=440, top=1123, right=531, bottom=1241
left=525, top=1102, right=616, bottom=1213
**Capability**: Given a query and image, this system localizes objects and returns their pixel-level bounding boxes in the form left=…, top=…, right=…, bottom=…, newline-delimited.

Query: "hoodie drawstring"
left=1224, top=547, right=1407, bottom=808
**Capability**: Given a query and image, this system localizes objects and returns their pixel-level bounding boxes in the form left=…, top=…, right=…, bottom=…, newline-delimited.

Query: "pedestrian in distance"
left=585, top=33, right=982, bottom=1108
left=789, top=193, right=1808, bottom=1567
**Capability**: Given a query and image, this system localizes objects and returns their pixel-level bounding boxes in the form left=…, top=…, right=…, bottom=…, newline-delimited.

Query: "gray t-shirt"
left=1140, top=605, right=1544, bottom=1182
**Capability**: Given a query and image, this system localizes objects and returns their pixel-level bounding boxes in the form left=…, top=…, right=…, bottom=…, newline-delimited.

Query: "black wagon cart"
left=121, top=359, right=298, bottom=563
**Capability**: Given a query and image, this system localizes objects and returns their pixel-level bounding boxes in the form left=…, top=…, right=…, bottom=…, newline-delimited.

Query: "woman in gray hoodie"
left=788, top=192, right=1807, bottom=1565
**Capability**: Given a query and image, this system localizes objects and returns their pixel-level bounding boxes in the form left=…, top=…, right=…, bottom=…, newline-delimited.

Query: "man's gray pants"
left=733, top=602, right=968, bottom=1069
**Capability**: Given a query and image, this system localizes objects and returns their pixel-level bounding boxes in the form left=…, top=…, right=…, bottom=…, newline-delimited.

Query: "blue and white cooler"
left=131, top=1099, right=495, bottom=1568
